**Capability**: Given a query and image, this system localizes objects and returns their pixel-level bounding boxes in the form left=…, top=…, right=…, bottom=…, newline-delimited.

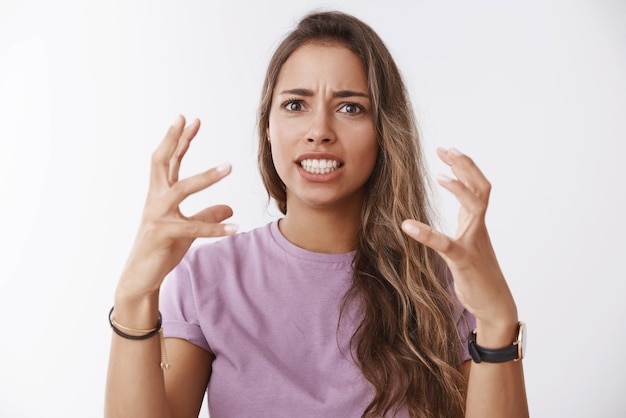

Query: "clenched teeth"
left=300, top=159, right=341, bottom=174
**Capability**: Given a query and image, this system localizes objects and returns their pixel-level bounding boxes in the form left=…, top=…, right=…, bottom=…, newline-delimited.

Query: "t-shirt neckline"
left=268, top=219, right=356, bottom=265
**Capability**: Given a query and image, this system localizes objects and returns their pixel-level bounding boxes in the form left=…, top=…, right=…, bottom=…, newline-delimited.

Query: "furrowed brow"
left=278, top=88, right=314, bottom=96
left=277, top=88, right=369, bottom=99
left=333, top=90, right=369, bottom=99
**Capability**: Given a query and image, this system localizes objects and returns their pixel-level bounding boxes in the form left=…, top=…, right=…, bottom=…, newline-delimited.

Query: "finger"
left=436, top=148, right=491, bottom=202
left=160, top=219, right=239, bottom=239
left=437, top=174, right=488, bottom=217
left=401, top=219, right=463, bottom=259
left=189, top=204, right=234, bottom=224
left=169, top=119, right=201, bottom=184
left=151, top=115, right=186, bottom=187
left=167, top=163, right=232, bottom=205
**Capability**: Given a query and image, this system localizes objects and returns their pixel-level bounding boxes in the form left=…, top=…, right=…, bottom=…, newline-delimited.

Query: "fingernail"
left=438, top=174, right=454, bottom=183
left=216, top=163, right=231, bottom=173
left=449, top=148, right=463, bottom=156
left=224, top=224, right=239, bottom=233
left=402, top=222, right=420, bottom=235
left=172, top=115, right=181, bottom=125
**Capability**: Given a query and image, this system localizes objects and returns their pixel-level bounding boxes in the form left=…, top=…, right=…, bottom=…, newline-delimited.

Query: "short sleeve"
left=160, top=259, right=212, bottom=353
left=455, top=306, right=476, bottom=363
left=446, top=270, right=477, bottom=364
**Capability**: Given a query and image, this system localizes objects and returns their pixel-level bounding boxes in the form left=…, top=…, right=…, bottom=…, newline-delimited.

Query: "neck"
left=279, top=198, right=363, bottom=254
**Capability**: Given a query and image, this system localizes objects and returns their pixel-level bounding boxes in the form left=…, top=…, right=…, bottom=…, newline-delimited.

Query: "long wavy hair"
left=257, top=11, right=466, bottom=418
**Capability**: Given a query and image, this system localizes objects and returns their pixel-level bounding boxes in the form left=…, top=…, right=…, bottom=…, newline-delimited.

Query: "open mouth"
left=299, top=159, right=343, bottom=174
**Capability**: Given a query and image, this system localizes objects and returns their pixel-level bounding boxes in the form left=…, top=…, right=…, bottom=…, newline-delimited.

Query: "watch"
left=468, top=322, right=526, bottom=363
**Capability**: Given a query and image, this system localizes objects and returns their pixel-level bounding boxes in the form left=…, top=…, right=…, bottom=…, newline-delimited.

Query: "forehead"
left=275, top=42, right=368, bottom=92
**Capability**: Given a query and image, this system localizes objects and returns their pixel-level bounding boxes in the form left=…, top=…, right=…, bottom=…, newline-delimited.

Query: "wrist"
left=114, top=281, right=160, bottom=329
left=469, top=321, right=526, bottom=363
left=115, top=264, right=162, bottom=299
left=474, top=317, right=519, bottom=349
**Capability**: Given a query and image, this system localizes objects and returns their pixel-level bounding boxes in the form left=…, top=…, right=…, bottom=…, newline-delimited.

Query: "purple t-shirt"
left=160, top=221, right=475, bottom=417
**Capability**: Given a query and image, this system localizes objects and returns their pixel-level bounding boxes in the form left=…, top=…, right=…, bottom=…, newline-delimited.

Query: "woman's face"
left=267, top=42, right=378, bottom=213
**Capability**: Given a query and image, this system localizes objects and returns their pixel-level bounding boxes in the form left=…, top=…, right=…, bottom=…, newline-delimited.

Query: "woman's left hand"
left=402, top=148, right=518, bottom=338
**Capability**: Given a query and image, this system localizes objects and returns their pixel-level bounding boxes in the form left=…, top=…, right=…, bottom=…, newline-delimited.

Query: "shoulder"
left=183, top=221, right=277, bottom=268
left=161, top=221, right=279, bottom=305
left=166, top=221, right=285, bottom=295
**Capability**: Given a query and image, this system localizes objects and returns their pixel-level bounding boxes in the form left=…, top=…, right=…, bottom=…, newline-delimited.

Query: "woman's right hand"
left=116, top=115, right=237, bottom=301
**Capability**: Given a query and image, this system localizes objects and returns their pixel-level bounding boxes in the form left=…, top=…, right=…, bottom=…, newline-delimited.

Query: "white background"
left=1, top=0, right=625, bottom=417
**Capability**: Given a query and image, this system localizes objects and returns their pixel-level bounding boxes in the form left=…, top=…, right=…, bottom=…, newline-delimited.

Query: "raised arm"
left=105, top=116, right=237, bottom=418
left=401, top=147, right=529, bottom=418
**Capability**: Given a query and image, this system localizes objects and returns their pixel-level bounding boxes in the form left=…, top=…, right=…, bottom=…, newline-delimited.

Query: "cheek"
left=351, top=129, right=378, bottom=163
left=356, top=134, right=379, bottom=179
left=268, top=115, right=287, bottom=152
left=267, top=118, right=292, bottom=175
left=268, top=113, right=305, bottom=163
left=268, top=112, right=305, bottom=141
left=364, top=147, right=379, bottom=177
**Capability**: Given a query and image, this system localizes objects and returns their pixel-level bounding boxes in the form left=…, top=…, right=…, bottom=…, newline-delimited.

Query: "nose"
left=306, top=108, right=335, bottom=144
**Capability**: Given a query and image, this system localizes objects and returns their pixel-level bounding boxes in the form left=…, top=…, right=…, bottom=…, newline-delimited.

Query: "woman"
left=105, top=11, right=528, bottom=418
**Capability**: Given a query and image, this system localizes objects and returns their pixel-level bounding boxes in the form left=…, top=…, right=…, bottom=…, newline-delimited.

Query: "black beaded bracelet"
left=108, top=306, right=162, bottom=341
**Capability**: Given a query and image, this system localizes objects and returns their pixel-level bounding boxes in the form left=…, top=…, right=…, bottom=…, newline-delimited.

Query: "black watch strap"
left=468, top=329, right=519, bottom=364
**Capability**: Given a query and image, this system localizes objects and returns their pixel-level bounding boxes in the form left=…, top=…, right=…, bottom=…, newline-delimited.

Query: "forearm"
left=105, top=290, right=171, bottom=418
left=464, top=321, right=529, bottom=418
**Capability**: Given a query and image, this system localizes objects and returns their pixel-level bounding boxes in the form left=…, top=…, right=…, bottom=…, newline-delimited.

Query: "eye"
left=283, top=100, right=304, bottom=112
left=339, top=102, right=364, bottom=114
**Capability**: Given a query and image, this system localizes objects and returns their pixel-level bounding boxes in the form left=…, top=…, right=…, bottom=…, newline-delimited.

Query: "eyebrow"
left=278, top=88, right=369, bottom=99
